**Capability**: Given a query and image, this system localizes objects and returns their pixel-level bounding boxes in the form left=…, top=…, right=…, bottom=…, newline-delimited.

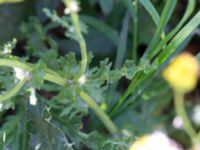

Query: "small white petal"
left=172, top=116, right=183, bottom=129
left=78, top=75, right=86, bottom=85
left=14, top=67, right=30, bottom=80
left=69, top=1, right=79, bottom=12
left=64, top=0, right=80, bottom=14
left=29, top=88, right=37, bottom=106
left=64, top=8, right=71, bottom=14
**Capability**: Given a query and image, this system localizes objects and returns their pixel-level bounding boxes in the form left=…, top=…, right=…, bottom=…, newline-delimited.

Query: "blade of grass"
left=121, top=0, right=135, bottom=18
left=80, top=15, right=119, bottom=45
left=139, top=0, right=160, bottom=25
left=121, top=0, right=138, bottom=61
left=147, top=0, right=195, bottom=60
left=139, top=0, right=165, bottom=39
left=110, top=0, right=177, bottom=113
left=142, top=0, right=177, bottom=59
left=114, top=12, right=130, bottom=68
left=108, top=11, right=130, bottom=115
left=158, top=11, right=200, bottom=64
left=111, top=11, right=200, bottom=117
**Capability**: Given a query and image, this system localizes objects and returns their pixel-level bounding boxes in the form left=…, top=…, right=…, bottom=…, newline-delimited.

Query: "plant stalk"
left=79, top=91, right=118, bottom=134
left=0, top=58, right=117, bottom=134
left=65, top=0, right=88, bottom=82
left=174, top=92, right=197, bottom=143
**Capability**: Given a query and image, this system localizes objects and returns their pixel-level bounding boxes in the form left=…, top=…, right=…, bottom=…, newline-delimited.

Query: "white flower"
left=14, top=67, right=30, bottom=80
left=64, top=0, right=80, bottom=14
left=129, top=131, right=182, bottom=150
left=172, top=116, right=183, bottom=129
left=29, top=88, right=37, bottom=106
left=78, top=75, right=86, bottom=85
left=192, top=105, right=200, bottom=125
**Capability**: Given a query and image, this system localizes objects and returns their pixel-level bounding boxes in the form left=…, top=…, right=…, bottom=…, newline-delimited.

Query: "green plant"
left=0, top=0, right=200, bottom=149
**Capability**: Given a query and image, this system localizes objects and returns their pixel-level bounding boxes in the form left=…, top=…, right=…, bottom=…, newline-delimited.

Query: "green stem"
left=0, top=79, right=26, bottom=103
left=174, top=92, right=197, bottom=143
left=79, top=91, right=118, bottom=134
left=0, top=59, right=66, bottom=86
left=0, top=58, right=117, bottom=134
left=65, top=0, right=88, bottom=82
left=132, top=0, right=138, bottom=62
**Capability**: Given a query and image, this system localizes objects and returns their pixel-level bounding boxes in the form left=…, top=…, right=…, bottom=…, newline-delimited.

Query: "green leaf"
left=121, top=60, right=138, bottom=80
left=21, top=17, right=59, bottom=58
left=30, top=61, right=46, bottom=89
left=28, top=104, right=73, bottom=150
left=0, top=106, right=24, bottom=150
left=43, top=8, right=69, bottom=29
left=139, top=0, right=165, bottom=40
left=114, top=12, right=130, bottom=68
left=35, top=0, right=61, bottom=22
left=139, top=0, right=160, bottom=25
left=143, top=0, right=177, bottom=58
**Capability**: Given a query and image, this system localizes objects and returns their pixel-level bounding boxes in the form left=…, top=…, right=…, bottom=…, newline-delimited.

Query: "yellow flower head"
left=162, top=53, right=199, bottom=93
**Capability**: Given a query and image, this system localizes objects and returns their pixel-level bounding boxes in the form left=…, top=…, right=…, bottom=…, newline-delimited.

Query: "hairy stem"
left=0, top=79, right=27, bottom=103
left=65, top=0, right=88, bottom=82
left=79, top=91, right=118, bottom=134
left=0, top=58, right=117, bottom=134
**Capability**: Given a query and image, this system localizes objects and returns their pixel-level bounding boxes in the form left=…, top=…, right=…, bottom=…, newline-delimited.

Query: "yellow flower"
left=162, top=53, right=199, bottom=93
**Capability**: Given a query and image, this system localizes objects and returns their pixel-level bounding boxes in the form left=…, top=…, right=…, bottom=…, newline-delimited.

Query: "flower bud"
left=162, top=53, right=199, bottom=93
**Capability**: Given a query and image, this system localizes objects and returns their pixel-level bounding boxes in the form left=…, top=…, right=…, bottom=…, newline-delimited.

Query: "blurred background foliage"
left=0, top=0, right=200, bottom=149
left=1, top=0, right=199, bottom=56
